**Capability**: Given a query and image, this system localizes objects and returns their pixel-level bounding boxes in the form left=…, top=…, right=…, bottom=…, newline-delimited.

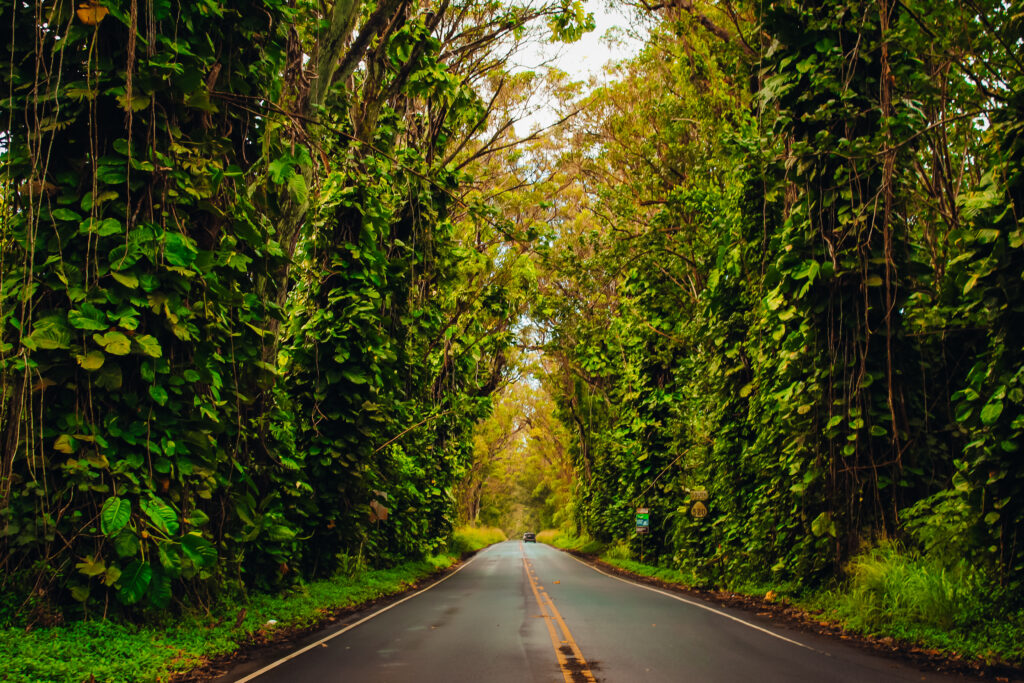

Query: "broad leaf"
left=133, top=334, right=162, bottom=358
left=27, top=316, right=71, bottom=350
left=100, top=496, right=131, bottom=536
left=182, top=533, right=217, bottom=568
left=149, top=385, right=169, bottom=406
left=76, top=350, right=106, bottom=371
left=93, top=331, right=131, bottom=355
left=76, top=554, right=106, bottom=577
left=140, top=497, right=179, bottom=535
left=117, top=561, right=152, bottom=605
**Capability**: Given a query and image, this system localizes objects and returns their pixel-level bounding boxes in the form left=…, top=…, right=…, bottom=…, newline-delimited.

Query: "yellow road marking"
left=521, top=545, right=596, bottom=682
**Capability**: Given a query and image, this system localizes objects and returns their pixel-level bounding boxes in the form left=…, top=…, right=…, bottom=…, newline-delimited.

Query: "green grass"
left=807, top=542, right=1024, bottom=665
left=448, top=525, right=507, bottom=554
left=540, top=534, right=1024, bottom=668
left=0, top=555, right=457, bottom=683
left=536, top=529, right=606, bottom=555
left=599, top=557, right=701, bottom=586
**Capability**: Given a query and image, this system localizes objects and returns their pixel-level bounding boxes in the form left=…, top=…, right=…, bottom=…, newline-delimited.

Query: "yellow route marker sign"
left=691, top=501, right=708, bottom=518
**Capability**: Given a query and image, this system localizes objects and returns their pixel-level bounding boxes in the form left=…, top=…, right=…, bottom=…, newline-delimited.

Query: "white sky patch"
left=511, top=1, right=647, bottom=133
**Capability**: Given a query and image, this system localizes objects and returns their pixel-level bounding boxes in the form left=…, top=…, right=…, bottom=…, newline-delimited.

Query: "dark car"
left=523, top=532, right=536, bottom=543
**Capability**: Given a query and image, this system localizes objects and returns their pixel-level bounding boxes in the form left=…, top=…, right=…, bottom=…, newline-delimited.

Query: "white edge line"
left=561, top=550, right=825, bottom=654
left=234, top=552, right=482, bottom=682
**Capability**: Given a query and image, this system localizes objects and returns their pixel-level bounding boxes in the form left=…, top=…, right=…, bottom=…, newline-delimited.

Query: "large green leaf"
left=133, top=334, right=162, bottom=358
left=157, top=542, right=182, bottom=577
left=117, top=561, right=152, bottom=605
left=100, top=496, right=131, bottom=536
left=148, top=570, right=172, bottom=608
left=182, top=533, right=217, bottom=568
left=113, top=529, right=139, bottom=558
left=27, top=316, right=71, bottom=350
left=810, top=511, right=836, bottom=538
left=68, top=306, right=108, bottom=330
left=76, top=350, right=106, bottom=371
left=111, top=271, right=139, bottom=288
left=140, top=497, right=179, bottom=535
left=149, top=385, right=169, bottom=406
left=93, top=331, right=131, bottom=355
left=981, top=402, right=1004, bottom=425
left=75, top=554, right=106, bottom=578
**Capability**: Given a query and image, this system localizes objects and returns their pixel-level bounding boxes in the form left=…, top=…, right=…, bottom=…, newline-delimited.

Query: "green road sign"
left=636, top=507, right=650, bottom=534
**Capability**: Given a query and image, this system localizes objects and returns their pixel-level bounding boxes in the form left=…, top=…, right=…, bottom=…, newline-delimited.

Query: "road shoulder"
left=174, top=552, right=480, bottom=683
left=552, top=546, right=1023, bottom=682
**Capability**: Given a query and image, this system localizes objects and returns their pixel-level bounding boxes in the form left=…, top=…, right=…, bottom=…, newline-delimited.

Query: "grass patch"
left=536, top=529, right=605, bottom=555
left=448, top=525, right=507, bottom=554
left=599, top=557, right=700, bottom=586
left=547, top=534, right=1024, bottom=669
left=0, top=554, right=457, bottom=683
left=806, top=542, right=1024, bottom=666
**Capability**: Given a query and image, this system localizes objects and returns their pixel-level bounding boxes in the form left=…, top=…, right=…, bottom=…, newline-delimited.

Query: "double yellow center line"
left=521, top=544, right=596, bottom=683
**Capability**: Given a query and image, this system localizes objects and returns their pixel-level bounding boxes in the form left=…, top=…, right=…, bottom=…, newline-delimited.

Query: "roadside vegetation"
left=465, top=0, right=1024, bottom=671
left=5, top=0, right=1024, bottom=677
left=537, top=530, right=1024, bottom=666
left=1, top=0, right=587, bottom=637
left=448, top=526, right=508, bottom=555
left=0, top=554, right=458, bottom=682
left=0, top=525, right=505, bottom=682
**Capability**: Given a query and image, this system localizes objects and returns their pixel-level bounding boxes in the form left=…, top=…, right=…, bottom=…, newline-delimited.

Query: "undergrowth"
left=540, top=530, right=1024, bottom=668
left=536, top=529, right=606, bottom=555
left=808, top=542, right=1024, bottom=666
left=448, top=526, right=507, bottom=554
left=0, top=555, right=457, bottom=682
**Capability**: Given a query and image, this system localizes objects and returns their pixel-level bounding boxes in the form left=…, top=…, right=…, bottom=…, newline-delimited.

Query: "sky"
left=511, top=1, right=648, bottom=132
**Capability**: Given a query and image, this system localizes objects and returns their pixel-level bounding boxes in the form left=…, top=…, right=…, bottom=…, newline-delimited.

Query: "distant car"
left=523, top=532, right=536, bottom=543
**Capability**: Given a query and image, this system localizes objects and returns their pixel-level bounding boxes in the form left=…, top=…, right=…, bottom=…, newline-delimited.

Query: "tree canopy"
left=3, top=0, right=1024, bottom=629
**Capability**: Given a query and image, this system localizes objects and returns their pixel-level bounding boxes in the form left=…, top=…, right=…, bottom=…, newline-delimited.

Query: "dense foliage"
left=0, top=0, right=589, bottom=622
left=534, top=0, right=1024, bottom=602
left=5, top=0, right=1024, bottom=660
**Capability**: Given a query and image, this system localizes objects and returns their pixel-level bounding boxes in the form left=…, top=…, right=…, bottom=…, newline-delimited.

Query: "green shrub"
left=604, top=540, right=632, bottom=561
left=536, top=529, right=562, bottom=545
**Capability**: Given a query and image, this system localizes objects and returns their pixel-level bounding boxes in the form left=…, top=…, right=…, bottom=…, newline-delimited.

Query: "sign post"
left=636, top=507, right=650, bottom=563
left=635, top=507, right=650, bottom=534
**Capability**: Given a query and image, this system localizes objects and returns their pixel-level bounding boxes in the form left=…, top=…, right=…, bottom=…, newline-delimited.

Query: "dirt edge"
left=560, top=548, right=1023, bottom=682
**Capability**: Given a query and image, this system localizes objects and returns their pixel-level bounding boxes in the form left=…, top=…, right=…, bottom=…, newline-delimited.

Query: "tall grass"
left=449, top=526, right=507, bottom=554
left=832, top=542, right=985, bottom=629
left=813, top=541, right=1024, bottom=664
left=535, top=529, right=606, bottom=554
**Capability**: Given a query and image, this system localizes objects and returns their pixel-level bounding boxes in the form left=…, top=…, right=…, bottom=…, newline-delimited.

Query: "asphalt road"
left=224, top=541, right=992, bottom=683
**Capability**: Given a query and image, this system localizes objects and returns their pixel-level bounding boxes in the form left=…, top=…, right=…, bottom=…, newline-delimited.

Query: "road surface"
left=222, top=540, right=991, bottom=682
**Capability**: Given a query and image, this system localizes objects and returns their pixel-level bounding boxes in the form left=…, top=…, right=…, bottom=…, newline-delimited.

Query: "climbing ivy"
left=537, top=0, right=1024, bottom=594
left=0, top=0, right=586, bottom=620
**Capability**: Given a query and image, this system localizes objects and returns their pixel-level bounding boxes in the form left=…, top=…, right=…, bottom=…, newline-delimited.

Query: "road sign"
left=636, top=507, right=650, bottom=534
left=691, top=501, right=708, bottom=518
left=690, top=489, right=708, bottom=501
